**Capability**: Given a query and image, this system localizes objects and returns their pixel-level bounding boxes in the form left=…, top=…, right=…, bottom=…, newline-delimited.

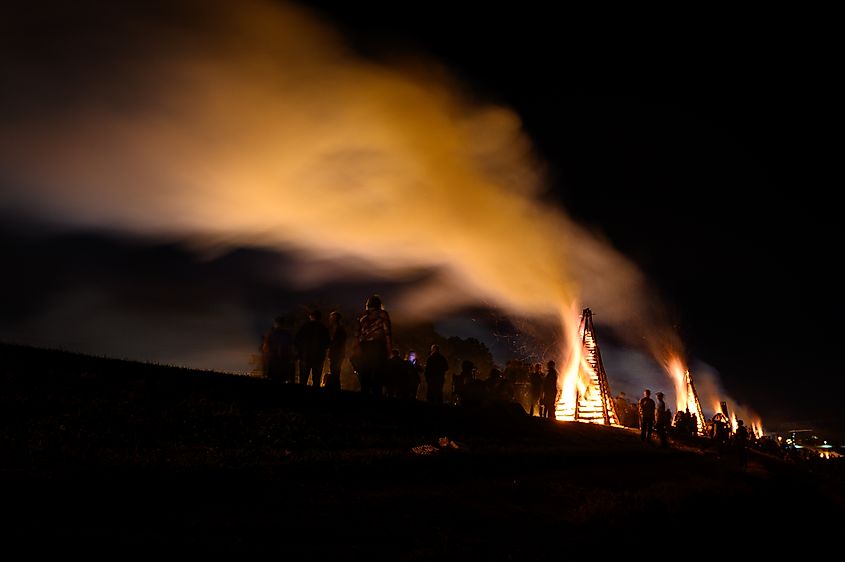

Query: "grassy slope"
left=1, top=342, right=842, bottom=556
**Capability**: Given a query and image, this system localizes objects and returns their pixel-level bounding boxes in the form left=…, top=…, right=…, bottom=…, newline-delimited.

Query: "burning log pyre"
left=555, top=308, right=619, bottom=426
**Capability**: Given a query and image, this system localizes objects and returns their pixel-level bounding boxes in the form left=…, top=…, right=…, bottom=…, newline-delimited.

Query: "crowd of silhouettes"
left=259, top=294, right=568, bottom=417
left=260, top=294, right=423, bottom=400
left=260, top=295, right=770, bottom=471
left=672, top=409, right=699, bottom=439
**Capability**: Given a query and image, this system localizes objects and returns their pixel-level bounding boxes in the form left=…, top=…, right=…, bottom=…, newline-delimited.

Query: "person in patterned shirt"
left=354, top=294, right=392, bottom=396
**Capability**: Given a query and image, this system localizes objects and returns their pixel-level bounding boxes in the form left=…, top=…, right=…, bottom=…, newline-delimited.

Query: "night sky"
left=1, top=1, right=842, bottom=430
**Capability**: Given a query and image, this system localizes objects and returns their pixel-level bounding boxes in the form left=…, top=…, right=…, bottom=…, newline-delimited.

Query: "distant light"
left=821, top=445, right=832, bottom=449
left=794, top=445, right=803, bottom=449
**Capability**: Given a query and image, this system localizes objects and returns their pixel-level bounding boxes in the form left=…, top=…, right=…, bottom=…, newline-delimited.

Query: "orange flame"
left=556, top=303, right=583, bottom=421
left=665, top=356, right=689, bottom=414
left=662, top=354, right=706, bottom=434
left=751, top=417, right=765, bottom=439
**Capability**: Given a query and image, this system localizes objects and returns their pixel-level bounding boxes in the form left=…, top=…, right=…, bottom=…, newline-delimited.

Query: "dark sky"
left=1, top=1, right=841, bottom=429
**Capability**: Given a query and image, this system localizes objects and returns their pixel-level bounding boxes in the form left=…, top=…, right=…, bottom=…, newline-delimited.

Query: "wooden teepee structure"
left=680, top=369, right=707, bottom=435
left=570, top=308, right=619, bottom=425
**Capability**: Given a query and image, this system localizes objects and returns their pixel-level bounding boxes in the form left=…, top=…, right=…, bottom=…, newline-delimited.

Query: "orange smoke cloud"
left=0, top=0, right=650, bottom=337
left=3, top=3, right=771, bottom=429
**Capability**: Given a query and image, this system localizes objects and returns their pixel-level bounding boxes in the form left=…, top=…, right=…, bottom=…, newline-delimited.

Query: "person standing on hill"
left=424, top=344, right=449, bottom=404
left=654, top=391, right=669, bottom=448
left=385, top=347, right=406, bottom=398
left=354, top=294, right=392, bottom=396
left=402, top=350, right=422, bottom=400
left=452, top=359, right=475, bottom=406
left=734, top=419, right=750, bottom=469
left=325, top=311, right=347, bottom=391
left=295, top=309, right=331, bottom=388
left=638, top=389, right=656, bottom=443
left=528, top=362, right=544, bottom=416
left=262, top=315, right=295, bottom=383
left=542, top=361, right=559, bottom=420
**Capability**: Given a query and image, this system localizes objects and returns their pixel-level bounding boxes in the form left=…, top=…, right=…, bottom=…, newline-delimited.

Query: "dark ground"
left=2, top=342, right=843, bottom=557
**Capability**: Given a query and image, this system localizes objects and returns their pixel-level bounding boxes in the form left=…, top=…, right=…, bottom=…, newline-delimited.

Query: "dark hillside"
left=1, top=342, right=842, bottom=556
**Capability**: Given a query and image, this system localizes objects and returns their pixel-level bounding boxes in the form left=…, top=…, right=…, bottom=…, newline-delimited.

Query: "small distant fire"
left=712, top=399, right=765, bottom=439
left=664, top=356, right=706, bottom=435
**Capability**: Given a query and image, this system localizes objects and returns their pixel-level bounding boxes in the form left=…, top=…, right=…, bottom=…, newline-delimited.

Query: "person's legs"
left=327, top=355, right=343, bottom=391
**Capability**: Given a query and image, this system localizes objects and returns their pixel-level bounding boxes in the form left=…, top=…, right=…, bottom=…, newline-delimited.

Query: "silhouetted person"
left=402, top=350, right=422, bottom=400
left=614, top=392, right=636, bottom=427
left=497, top=370, right=516, bottom=402
left=655, top=391, right=669, bottom=448
left=638, top=389, right=655, bottom=443
left=486, top=367, right=503, bottom=397
left=295, top=309, right=331, bottom=387
left=262, top=315, right=295, bottom=383
left=385, top=347, right=406, bottom=398
left=326, top=311, right=347, bottom=391
left=528, top=363, right=544, bottom=416
left=424, top=344, right=449, bottom=404
left=712, top=413, right=730, bottom=457
left=542, top=360, right=558, bottom=420
left=354, top=294, right=392, bottom=396
left=735, top=419, right=750, bottom=469
left=453, top=359, right=475, bottom=406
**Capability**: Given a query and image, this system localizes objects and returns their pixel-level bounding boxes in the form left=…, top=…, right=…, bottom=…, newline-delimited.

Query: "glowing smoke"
left=0, top=0, right=650, bottom=332
left=7, top=0, right=753, bottom=423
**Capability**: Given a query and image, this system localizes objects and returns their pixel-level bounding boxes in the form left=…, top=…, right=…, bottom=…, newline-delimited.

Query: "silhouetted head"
left=430, top=344, right=439, bottom=355
left=546, top=360, right=555, bottom=369
left=273, top=315, right=285, bottom=327
left=656, top=392, right=664, bottom=399
left=308, top=309, right=321, bottom=321
left=365, top=294, right=383, bottom=310
left=392, top=348, right=400, bottom=357
left=644, top=389, right=651, bottom=397
left=738, top=419, right=744, bottom=426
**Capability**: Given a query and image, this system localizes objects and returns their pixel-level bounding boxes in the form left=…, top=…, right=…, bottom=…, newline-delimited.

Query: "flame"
left=661, top=354, right=706, bottom=434
left=555, top=307, right=618, bottom=425
left=666, top=356, right=689, bottom=414
left=555, top=303, right=583, bottom=421
left=751, top=417, right=765, bottom=439
left=709, top=397, right=765, bottom=439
